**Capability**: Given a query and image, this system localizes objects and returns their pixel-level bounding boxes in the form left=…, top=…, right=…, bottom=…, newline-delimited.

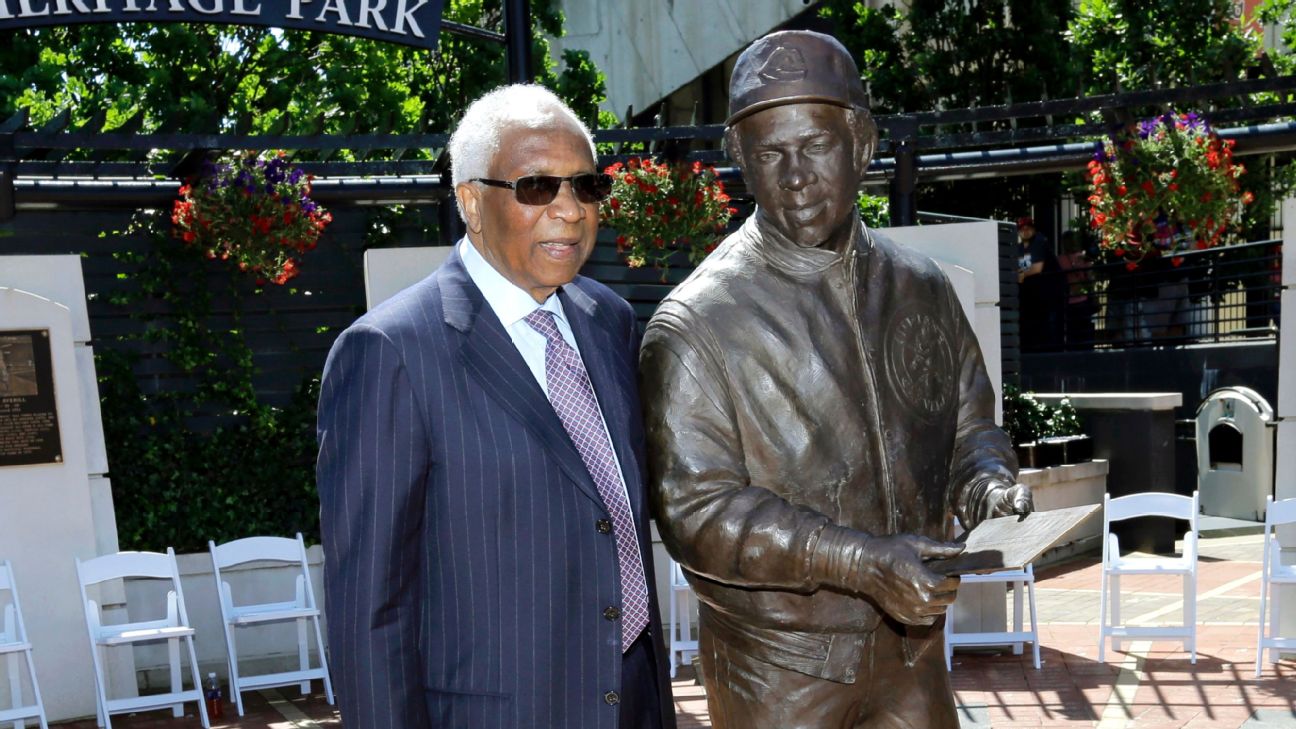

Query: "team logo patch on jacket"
left=884, top=305, right=956, bottom=422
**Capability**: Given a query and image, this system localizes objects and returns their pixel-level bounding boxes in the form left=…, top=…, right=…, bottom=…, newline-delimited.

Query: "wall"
left=548, top=0, right=811, bottom=120
left=0, top=276, right=109, bottom=722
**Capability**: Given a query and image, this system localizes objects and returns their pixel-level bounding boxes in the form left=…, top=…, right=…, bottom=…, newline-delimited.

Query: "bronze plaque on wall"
left=0, top=330, right=62, bottom=467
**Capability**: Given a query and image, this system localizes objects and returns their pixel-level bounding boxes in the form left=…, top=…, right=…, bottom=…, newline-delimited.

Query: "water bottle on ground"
left=205, top=672, right=224, bottom=720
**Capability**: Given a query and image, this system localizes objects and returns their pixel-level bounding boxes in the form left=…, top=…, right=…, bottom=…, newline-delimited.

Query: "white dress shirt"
left=460, top=237, right=581, bottom=396
left=459, top=240, right=642, bottom=549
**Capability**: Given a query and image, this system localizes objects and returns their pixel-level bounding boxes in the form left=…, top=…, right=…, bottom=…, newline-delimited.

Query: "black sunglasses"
left=471, top=173, right=614, bottom=206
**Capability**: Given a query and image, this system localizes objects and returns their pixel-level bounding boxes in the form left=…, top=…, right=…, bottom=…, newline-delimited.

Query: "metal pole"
left=504, top=0, right=533, bottom=83
left=888, top=116, right=918, bottom=226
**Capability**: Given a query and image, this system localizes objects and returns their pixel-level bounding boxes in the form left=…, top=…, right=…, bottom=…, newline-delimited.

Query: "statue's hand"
left=845, top=534, right=964, bottom=626
left=985, top=482, right=1034, bottom=522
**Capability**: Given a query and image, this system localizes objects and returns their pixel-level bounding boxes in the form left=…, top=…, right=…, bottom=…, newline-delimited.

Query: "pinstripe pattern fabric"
left=526, top=310, right=650, bottom=650
left=316, top=248, right=676, bottom=729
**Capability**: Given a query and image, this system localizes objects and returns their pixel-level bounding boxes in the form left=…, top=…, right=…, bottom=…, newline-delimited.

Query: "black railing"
left=1020, top=238, right=1282, bottom=352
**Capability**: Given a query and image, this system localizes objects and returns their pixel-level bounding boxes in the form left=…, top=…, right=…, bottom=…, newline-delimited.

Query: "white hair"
left=448, top=84, right=597, bottom=219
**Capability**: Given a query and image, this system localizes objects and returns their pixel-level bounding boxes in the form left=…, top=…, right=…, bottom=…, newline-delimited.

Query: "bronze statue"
left=639, top=30, right=1033, bottom=728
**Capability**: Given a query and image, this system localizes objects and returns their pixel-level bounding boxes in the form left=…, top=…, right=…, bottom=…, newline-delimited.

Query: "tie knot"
left=524, top=308, right=563, bottom=343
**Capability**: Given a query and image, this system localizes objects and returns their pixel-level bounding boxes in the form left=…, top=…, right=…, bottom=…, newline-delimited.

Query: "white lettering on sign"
left=314, top=0, right=351, bottom=26
left=16, top=0, right=48, bottom=16
left=355, top=0, right=384, bottom=29
left=391, top=0, right=426, bottom=36
left=0, top=0, right=442, bottom=50
left=52, top=0, right=108, bottom=14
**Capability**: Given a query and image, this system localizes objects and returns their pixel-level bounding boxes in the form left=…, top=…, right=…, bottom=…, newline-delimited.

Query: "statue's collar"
left=746, top=209, right=869, bottom=275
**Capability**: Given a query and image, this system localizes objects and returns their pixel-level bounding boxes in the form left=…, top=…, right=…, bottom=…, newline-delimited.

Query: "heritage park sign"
left=0, top=0, right=447, bottom=50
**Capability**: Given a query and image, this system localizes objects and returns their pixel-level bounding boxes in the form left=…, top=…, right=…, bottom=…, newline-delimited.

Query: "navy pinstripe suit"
left=317, top=248, right=676, bottom=729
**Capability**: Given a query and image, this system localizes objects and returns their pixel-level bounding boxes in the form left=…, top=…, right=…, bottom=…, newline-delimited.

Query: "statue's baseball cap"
left=726, top=30, right=869, bottom=127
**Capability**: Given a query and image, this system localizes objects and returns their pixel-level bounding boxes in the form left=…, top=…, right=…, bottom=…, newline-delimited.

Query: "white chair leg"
left=298, top=617, right=311, bottom=695
left=944, top=600, right=955, bottom=671
left=1185, top=572, right=1197, bottom=664
left=6, top=649, right=24, bottom=729
left=681, top=591, right=695, bottom=668
left=227, top=626, right=246, bottom=717
left=1098, top=568, right=1109, bottom=662
left=1272, top=585, right=1283, bottom=666
left=1258, top=575, right=1269, bottom=678
left=1111, top=575, right=1123, bottom=653
left=186, top=635, right=210, bottom=729
left=667, top=582, right=679, bottom=679
left=312, top=616, right=335, bottom=706
left=92, top=645, right=110, bottom=729
left=168, top=637, right=183, bottom=717
left=1027, top=566, right=1041, bottom=670
left=1012, top=580, right=1024, bottom=655
left=24, top=648, right=48, bottom=729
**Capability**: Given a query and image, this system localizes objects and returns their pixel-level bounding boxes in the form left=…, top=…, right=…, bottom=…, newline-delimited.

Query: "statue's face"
left=733, top=103, right=867, bottom=251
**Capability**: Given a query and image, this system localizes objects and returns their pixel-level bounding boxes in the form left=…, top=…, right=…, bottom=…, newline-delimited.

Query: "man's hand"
left=813, top=528, right=965, bottom=626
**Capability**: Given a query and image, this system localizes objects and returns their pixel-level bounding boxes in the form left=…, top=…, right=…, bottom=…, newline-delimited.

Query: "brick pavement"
left=45, top=534, right=1292, bottom=728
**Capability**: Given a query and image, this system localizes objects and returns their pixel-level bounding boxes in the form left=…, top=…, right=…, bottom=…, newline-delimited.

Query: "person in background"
left=1057, top=230, right=1096, bottom=348
left=1017, top=216, right=1064, bottom=351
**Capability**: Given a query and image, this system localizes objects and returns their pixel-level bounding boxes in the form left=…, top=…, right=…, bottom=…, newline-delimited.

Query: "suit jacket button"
left=604, top=606, right=621, bottom=620
left=604, top=690, right=620, bottom=705
left=596, top=519, right=613, bottom=534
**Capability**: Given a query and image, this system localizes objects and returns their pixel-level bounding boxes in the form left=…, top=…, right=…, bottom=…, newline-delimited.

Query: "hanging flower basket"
left=1086, top=111, right=1253, bottom=269
left=172, top=153, right=332, bottom=285
left=600, top=157, right=736, bottom=271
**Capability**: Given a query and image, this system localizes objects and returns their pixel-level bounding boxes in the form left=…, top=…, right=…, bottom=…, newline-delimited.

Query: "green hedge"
left=1002, top=384, right=1083, bottom=445
left=97, top=218, right=321, bottom=553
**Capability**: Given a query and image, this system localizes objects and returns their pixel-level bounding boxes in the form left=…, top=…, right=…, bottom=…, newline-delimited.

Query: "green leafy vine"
left=97, top=212, right=321, bottom=553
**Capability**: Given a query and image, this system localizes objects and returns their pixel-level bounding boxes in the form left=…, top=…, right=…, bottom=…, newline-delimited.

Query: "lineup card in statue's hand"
left=930, top=504, right=1102, bottom=576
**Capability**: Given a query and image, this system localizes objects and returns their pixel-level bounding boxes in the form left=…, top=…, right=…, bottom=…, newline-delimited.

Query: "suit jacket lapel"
left=438, top=250, right=604, bottom=506
left=559, top=284, right=646, bottom=517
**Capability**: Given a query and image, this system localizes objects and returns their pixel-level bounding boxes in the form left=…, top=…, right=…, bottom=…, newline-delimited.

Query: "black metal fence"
left=1020, top=238, right=1282, bottom=352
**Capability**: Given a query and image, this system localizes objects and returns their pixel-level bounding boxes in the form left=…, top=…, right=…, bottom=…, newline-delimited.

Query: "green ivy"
left=858, top=192, right=891, bottom=228
left=97, top=213, right=321, bottom=553
left=1002, top=384, right=1084, bottom=445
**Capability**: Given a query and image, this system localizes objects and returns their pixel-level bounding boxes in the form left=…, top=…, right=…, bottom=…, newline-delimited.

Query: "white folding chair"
left=209, top=533, right=333, bottom=716
left=1098, top=490, right=1199, bottom=664
left=944, top=563, right=1040, bottom=670
left=667, top=559, right=699, bottom=678
left=76, top=549, right=209, bottom=729
left=0, top=561, right=47, bottom=729
left=1256, top=495, right=1296, bottom=676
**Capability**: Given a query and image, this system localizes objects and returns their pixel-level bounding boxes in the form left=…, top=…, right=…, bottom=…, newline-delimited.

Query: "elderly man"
left=640, top=31, right=1030, bottom=728
left=318, top=84, right=675, bottom=729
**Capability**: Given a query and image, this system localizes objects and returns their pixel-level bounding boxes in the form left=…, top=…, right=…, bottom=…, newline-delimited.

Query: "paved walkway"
left=48, top=532, right=1293, bottom=728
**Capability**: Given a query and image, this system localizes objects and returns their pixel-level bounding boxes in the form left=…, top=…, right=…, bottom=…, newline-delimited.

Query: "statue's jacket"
left=640, top=211, right=1018, bottom=683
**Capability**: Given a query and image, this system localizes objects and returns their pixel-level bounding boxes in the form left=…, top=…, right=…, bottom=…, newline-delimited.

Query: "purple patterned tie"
left=525, top=309, right=650, bottom=651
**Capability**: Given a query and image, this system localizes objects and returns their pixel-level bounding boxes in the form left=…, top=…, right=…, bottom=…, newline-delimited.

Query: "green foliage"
left=819, top=0, right=1079, bottom=114
left=1002, top=384, right=1083, bottom=445
left=1068, top=0, right=1259, bottom=93
left=857, top=192, right=890, bottom=228
left=97, top=215, right=322, bottom=552
left=1258, top=0, right=1296, bottom=75
left=0, top=0, right=611, bottom=141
